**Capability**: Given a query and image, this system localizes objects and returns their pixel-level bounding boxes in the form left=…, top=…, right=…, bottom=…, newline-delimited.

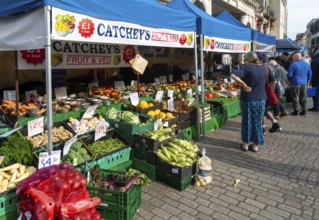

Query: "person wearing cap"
left=287, top=52, right=312, bottom=116
left=230, top=52, right=266, bottom=153
left=309, top=50, right=319, bottom=111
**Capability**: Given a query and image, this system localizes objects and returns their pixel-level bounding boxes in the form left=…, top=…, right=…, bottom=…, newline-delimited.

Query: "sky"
left=287, top=0, right=318, bottom=40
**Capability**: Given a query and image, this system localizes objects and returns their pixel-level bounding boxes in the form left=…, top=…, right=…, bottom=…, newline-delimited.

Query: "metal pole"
left=200, top=35, right=206, bottom=137
left=194, top=33, right=200, bottom=140
left=44, top=6, right=53, bottom=154
left=14, top=52, right=20, bottom=127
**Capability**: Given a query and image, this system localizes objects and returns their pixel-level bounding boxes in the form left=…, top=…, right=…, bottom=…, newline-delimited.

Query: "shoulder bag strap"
left=263, top=64, right=269, bottom=82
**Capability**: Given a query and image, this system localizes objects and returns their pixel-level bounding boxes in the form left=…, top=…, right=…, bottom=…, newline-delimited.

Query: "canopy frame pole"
left=200, top=35, right=205, bottom=137
left=14, top=51, right=20, bottom=127
left=44, top=6, right=53, bottom=154
left=194, top=33, right=200, bottom=140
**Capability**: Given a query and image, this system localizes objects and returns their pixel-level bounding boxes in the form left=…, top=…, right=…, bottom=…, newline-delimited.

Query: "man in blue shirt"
left=309, top=50, right=319, bottom=111
left=287, top=53, right=312, bottom=116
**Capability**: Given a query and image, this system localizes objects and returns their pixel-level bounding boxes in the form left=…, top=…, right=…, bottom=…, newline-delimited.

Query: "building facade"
left=305, top=18, right=319, bottom=55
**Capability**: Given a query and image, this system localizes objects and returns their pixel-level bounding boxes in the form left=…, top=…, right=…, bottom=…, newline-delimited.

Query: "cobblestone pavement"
left=135, top=101, right=319, bottom=220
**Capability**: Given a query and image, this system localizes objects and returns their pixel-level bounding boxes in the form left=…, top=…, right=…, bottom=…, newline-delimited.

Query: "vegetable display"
left=0, top=131, right=33, bottom=167
left=143, top=127, right=177, bottom=142
left=88, top=137, right=125, bottom=156
left=25, top=126, right=73, bottom=148
left=156, top=139, right=200, bottom=167
left=18, top=163, right=102, bottom=220
left=62, top=141, right=91, bottom=166
left=68, top=116, right=109, bottom=135
left=106, top=108, right=153, bottom=125
left=0, top=163, right=36, bottom=193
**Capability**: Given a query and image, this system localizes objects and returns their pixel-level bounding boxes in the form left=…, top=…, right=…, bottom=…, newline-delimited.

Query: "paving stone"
left=229, top=211, right=251, bottom=220
left=177, top=204, right=198, bottom=216
left=151, top=207, right=172, bottom=220
left=161, top=204, right=181, bottom=216
left=266, top=206, right=290, bottom=218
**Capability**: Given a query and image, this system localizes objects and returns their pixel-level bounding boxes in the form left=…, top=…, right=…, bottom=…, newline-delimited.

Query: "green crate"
left=106, top=114, right=154, bottom=144
left=107, top=160, right=132, bottom=172
left=97, top=194, right=141, bottom=220
left=157, top=173, right=193, bottom=191
left=96, top=147, right=131, bottom=170
left=87, top=183, right=141, bottom=209
left=0, top=211, right=18, bottom=220
left=132, top=158, right=156, bottom=181
left=181, top=127, right=192, bottom=141
left=0, top=192, right=18, bottom=217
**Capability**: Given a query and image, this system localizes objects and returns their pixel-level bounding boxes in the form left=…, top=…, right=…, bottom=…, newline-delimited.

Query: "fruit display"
left=68, top=116, right=110, bottom=135
left=0, top=100, right=45, bottom=116
left=62, top=141, right=92, bottom=166
left=0, top=163, right=36, bottom=193
left=156, top=139, right=199, bottom=167
left=25, top=126, right=74, bottom=148
left=146, top=109, right=177, bottom=121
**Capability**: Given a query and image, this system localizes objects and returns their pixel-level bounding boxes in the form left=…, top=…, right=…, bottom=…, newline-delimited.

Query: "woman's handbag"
left=275, top=81, right=285, bottom=96
left=264, top=65, right=279, bottom=106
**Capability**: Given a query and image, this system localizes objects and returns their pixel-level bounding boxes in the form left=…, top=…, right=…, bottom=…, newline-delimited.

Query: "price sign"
left=167, top=98, right=174, bottom=111
left=155, top=91, right=164, bottom=102
left=172, top=168, right=179, bottom=174
left=27, top=117, right=44, bottom=137
left=82, top=105, right=98, bottom=119
left=88, top=82, right=99, bottom=90
left=159, top=75, right=167, bottom=84
left=38, top=150, right=61, bottom=169
left=192, top=74, right=196, bottom=80
left=95, top=123, right=106, bottom=141
left=114, top=81, right=125, bottom=89
left=163, top=121, right=169, bottom=127
left=154, top=118, right=162, bottom=130
left=187, top=89, right=192, bottom=95
left=0, top=156, right=4, bottom=165
left=63, top=135, right=77, bottom=156
left=167, top=90, right=174, bottom=99
left=168, top=74, right=173, bottom=82
left=129, top=92, right=139, bottom=106
left=25, top=90, right=37, bottom=98
left=131, top=80, right=137, bottom=86
left=55, top=87, right=67, bottom=98
left=154, top=78, right=160, bottom=85
left=188, top=98, right=195, bottom=106
left=3, top=90, right=16, bottom=100
left=198, top=85, right=202, bottom=92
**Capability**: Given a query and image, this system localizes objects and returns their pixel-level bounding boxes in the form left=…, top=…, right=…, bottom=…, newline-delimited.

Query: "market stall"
left=167, top=0, right=251, bottom=136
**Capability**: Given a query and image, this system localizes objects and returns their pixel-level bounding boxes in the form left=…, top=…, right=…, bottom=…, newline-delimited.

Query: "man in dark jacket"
left=309, top=50, right=319, bottom=111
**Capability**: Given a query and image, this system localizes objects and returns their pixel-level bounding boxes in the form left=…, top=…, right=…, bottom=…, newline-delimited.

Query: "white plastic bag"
left=195, top=148, right=212, bottom=186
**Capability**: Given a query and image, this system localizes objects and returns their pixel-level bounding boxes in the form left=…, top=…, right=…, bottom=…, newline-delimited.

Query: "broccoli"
left=83, top=154, right=91, bottom=161
left=72, top=157, right=78, bottom=166
left=77, top=157, right=85, bottom=164
left=72, top=141, right=82, bottom=150
left=78, top=148, right=88, bottom=155
left=68, top=150, right=77, bottom=159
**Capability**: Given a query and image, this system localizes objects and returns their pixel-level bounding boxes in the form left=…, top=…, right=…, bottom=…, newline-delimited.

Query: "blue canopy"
left=167, top=0, right=251, bottom=42
left=0, top=0, right=196, bottom=32
left=216, top=10, right=276, bottom=51
left=276, top=38, right=304, bottom=53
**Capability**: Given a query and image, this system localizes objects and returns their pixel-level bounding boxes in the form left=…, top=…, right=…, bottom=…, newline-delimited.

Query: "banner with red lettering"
left=51, top=7, right=194, bottom=49
left=203, top=36, right=251, bottom=53
left=17, top=42, right=137, bottom=69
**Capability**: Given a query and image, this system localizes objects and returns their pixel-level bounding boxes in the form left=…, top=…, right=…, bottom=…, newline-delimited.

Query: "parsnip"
left=1, top=179, right=8, bottom=191
left=14, top=171, right=29, bottom=183
left=0, top=163, right=20, bottom=172
left=10, top=170, right=18, bottom=183
left=19, top=165, right=26, bottom=177
left=0, top=171, right=11, bottom=180
left=7, top=182, right=16, bottom=189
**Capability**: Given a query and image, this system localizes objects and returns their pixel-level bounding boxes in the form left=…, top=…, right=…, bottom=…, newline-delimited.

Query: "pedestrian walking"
left=230, top=52, right=266, bottom=153
left=309, top=50, right=319, bottom=111
left=268, top=59, right=288, bottom=117
left=287, top=52, right=312, bottom=116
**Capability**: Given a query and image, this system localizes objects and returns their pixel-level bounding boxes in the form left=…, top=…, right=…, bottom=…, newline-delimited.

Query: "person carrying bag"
left=264, top=64, right=278, bottom=106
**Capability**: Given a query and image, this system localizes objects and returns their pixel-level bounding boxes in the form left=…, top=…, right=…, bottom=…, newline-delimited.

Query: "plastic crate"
left=132, top=158, right=156, bottom=181
left=132, top=147, right=157, bottom=166
left=87, top=182, right=141, bottom=209
left=307, top=87, right=317, bottom=97
left=106, top=114, right=154, bottom=144
left=0, top=211, right=18, bottom=220
left=157, top=173, right=193, bottom=191
left=0, top=192, right=18, bottom=217
left=97, top=194, right=141, bottom=220
left=156, top=158, right=196, bottom=180
left=96, top=147, right=132, bottom=170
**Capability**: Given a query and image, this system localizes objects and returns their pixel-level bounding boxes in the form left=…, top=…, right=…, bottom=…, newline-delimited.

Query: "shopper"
left=268, top=59, right=288, bottom=117
left=309, top=50, right=319, bottom=111
left=287, top=52, right=312, bottom=116
left=258, top=53, right=282, bottom=134
left=230, top=52, right=266, bottom=153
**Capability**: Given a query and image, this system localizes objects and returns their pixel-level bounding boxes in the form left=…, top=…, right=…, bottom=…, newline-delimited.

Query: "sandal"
left=249, top=144, right=260, bottom=154
left=240, top=143, right=248, bottom=152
